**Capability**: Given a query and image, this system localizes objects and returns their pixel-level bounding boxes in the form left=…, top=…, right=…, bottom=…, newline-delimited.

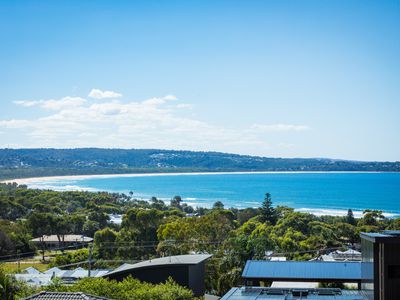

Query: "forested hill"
left=0, top=148, right=399, bottom=179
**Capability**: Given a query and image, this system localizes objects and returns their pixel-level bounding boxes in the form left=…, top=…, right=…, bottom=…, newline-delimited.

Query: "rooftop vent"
left=292, top=289, right=309, bottom=297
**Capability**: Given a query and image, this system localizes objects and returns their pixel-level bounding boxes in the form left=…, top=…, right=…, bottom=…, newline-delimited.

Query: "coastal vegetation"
left=1, top=148, right=399, bottom=180
left=0, top=183, right=399, bottom=297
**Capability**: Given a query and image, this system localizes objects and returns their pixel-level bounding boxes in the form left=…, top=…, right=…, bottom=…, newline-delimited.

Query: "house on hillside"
left=30, top=234, right=93, bottom=249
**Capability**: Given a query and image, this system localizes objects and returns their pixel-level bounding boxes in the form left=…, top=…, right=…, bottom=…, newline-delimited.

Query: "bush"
left=45, top=276, right=196, bottom=300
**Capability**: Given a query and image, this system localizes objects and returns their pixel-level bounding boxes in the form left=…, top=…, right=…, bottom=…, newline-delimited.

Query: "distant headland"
left=0, top=148, right=399, bottom=180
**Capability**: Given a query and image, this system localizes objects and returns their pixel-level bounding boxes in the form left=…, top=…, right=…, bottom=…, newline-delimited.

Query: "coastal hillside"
left=0, top=148, right=399, bottom=180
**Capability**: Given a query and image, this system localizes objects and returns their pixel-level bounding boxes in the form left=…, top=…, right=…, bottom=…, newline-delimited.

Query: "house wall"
left=188, top=261, right=206, bottom=296
left=361, top=238, right=376, bottom=300
left=107, top=265, right=189, bottom=288
left=106, top=263, right=208, bottom=297
left=362, top=238, right=400, bottom=300
left=382, top=243, right=400, bottom=300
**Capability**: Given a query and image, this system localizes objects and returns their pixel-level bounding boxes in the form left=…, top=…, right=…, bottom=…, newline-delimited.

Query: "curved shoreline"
left=2, top=171, right=398, bottom=218
left=0, top=170, right=386, bottom=185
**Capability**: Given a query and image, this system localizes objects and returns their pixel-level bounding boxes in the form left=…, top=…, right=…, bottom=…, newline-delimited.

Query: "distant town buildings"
left=316, top=249, right=362, bottom=262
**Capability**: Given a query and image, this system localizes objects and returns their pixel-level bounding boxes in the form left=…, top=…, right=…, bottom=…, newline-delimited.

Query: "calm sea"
left=26, top=172, right=400, bottom=217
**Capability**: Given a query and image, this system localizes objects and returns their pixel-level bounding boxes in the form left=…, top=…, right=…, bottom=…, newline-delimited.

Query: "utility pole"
left=88, top=242, right=93, bottom=277
left=41, top=236, right=45, bottom=261
left=17, top=250, right=21, bottom=273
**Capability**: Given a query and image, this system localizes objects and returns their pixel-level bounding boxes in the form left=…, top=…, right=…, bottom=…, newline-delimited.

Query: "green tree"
left=94, top=228, right=117, bottom=259
left=346, top=209, right=356, bottom=225
left=0, top=267, right=34, bottom=300
left=26, top=212, right=57, bottom=237
left=213, top=201, right=224, bottom=209
left=0, top=229, right=14, bottom=256
left=260, top=193, right=277, bottom=224
left=170, top=196, right=182, bottom=209
left=82, top=220, right=101, bottom=237
left=122, top=208, right=164, bottom=243
left=358, top=210, right=385, bottom=227
left=388, top=218, right=400, bottom=230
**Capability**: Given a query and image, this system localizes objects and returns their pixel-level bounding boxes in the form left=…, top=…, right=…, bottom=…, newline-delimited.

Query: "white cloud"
left=1, top=93, right=310, bottom=155
left=142, top=95, right=178, bottom=106
left=14, top=97, right=86, bottom=110
left=164, top=95, right=178, bottom=101
left=0, top=119, right=32, bottom=129
left=176, top=103, right=193, bottom=109
left=251, top=123, right=310, bottom=132
left=88, top=89, right=122, bottom=99
left=13, top=100, right=39, bottom=107
left=142, top=97, right=167, bottom=105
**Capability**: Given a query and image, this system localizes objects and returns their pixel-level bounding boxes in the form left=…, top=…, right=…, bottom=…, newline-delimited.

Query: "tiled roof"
left=22, top=292, right=113, bottom=300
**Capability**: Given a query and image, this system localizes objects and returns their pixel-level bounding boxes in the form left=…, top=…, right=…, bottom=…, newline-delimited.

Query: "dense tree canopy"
left=0, top=183, right=399, bottom=297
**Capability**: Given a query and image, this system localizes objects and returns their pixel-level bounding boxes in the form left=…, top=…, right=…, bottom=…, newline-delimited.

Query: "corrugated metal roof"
left=242, top=261, right=362, bottom=281
left=31, top=235, right=93, bottom=243
left=15, top=268, right=111, bottom=286
left=14, top=274, right=53, bottom=286
left=25, top=267, right=42, bottom=274
left=105, top=254, right=212, bottom=277
left=220, top=287, right=367, bottom=300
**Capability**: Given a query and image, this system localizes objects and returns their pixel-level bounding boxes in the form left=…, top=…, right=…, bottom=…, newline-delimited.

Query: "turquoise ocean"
left=24, top=172, right=400, bottom=217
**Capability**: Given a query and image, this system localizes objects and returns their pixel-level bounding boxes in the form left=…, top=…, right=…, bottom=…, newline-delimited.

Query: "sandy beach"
left=1, top=170, right=383, bottom=185
left=2, top=171, right=397, bottom=218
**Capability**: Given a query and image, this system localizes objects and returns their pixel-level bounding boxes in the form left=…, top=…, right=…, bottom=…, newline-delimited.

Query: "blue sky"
left=0, top=0, right=399, bottom=161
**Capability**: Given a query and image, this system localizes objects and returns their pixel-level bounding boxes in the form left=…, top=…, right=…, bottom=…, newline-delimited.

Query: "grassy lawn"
left=1, top=261, right=50, bottom=273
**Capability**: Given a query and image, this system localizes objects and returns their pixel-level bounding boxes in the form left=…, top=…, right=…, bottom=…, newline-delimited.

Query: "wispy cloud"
left=88, top=89, right=122, bottom=99
left=0, top=119, right=32, bottom=129
left=14, top=97, right=86, bottom=110
left=1, top=91, right=310, bottom=155
left=142, top=95, right=178, bottom=105
left=251, top=123, right=310, bottom=132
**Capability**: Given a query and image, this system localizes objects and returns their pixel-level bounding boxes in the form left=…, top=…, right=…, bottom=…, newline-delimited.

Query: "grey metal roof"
left=25, top=267, right=42, bottom=274
left=22, top=292, right=113, bottom=300
left=360, top=231, right=400, bottom=243
left=44, top=267, right=62, bottom=275
left=15, top=268, right=111, bottom=286
left=31, top=235, right=93, bottom=243
left=220, top=287, right=368, bottom=300
left=105, top=254, right=212, bottom=277
left=242, top=261, right=363, bottom=281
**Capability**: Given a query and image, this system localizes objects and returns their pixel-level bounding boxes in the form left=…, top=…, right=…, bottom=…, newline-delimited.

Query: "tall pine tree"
left=346, top=209, right=356, bottom=225
left=260, top=193, right=277, bottom=224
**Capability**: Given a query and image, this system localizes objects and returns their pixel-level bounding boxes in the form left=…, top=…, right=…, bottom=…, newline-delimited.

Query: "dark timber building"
left=361, top=231, right=400, bottom=300
left=103, top=254, right=211, bottom=297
